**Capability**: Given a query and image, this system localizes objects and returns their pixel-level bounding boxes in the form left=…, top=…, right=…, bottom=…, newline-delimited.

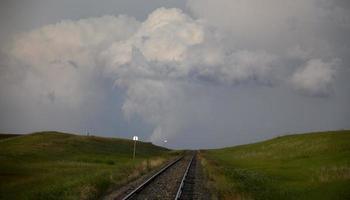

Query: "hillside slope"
left=201, top=130, right=350, bottom=200
left=0, top=133, right=20, bottom=140
left=0, top=131, right=174, bottom=200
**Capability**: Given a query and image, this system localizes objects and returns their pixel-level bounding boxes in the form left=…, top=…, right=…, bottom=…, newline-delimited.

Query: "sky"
left=0, top=0, right=349, bottom=149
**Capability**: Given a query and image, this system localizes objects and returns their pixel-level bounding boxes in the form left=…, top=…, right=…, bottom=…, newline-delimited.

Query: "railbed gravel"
left=129, top=154, right=193, bottom=200
left=179, top=153, right=211, bottom=200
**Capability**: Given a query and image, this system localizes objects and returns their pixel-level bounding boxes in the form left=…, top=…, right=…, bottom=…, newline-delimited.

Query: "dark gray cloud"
left=0, top=0, right=349, bottom=149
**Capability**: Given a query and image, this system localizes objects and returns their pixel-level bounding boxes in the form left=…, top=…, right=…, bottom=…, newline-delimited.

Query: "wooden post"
left=133, top=139, right=136, bottom=159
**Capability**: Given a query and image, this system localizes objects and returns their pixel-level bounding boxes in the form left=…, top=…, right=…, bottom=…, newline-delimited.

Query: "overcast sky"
left=0, top=0, right=349, bottom=149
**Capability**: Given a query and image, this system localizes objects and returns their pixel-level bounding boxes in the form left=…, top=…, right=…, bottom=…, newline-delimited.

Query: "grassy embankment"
left=0, top=133, right=20, bottom=140
left=201, top=130, right=350, bottom=200
left=0, top=131, right=177, bottom=200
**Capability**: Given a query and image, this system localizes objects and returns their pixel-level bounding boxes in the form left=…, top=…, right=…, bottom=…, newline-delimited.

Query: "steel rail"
left=121, top=156, right=184, bottom=200
left=174, top=153, right=195, bottom=199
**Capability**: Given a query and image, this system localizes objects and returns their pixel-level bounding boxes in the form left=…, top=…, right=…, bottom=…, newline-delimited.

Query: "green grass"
left=0, top=133, right=20, bottom=140
left=201, top=130, right=350, bottom=200
left=0, top=131, right=177, bottom=200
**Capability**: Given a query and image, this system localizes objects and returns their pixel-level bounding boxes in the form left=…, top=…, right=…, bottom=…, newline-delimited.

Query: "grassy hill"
left=0, top=131, right=176, bottom=200
left=0, top=133, right=20, bottom=140
left=201, top=130, right=350, bottom=200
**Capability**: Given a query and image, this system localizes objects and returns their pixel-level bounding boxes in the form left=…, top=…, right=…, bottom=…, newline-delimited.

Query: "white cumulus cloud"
left=7, top=15, right=140, bottom=106
left=291, top=59, right=339, bottom=96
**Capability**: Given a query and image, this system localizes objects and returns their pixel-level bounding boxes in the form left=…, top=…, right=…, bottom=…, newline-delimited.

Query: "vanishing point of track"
left=120, top=152, right=196, bottom=200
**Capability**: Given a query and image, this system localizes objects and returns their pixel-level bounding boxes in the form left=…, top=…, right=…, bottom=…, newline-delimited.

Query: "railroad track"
left=120, top=152, right=197, bottom=200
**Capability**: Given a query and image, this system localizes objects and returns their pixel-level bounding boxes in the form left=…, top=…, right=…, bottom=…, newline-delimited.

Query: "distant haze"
left=0, top=0, right=349, bottom=149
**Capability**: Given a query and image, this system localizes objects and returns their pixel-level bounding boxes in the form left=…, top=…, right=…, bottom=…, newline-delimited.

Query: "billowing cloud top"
left=1, top=0, right=349, bottom=146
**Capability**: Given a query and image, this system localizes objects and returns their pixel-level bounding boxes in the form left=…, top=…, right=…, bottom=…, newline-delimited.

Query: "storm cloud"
left=1, top=0, right=349, bottom=148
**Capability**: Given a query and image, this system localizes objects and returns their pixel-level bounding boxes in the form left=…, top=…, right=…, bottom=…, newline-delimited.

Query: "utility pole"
left=132, top=136, right=138, bottom=159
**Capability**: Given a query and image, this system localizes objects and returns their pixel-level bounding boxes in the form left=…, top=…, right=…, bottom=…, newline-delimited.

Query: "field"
left=0, top=131, right=176, bottom=200
left=0, top=133, right=20, bottom=140
left=201, top=130, right=350, bottom=200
